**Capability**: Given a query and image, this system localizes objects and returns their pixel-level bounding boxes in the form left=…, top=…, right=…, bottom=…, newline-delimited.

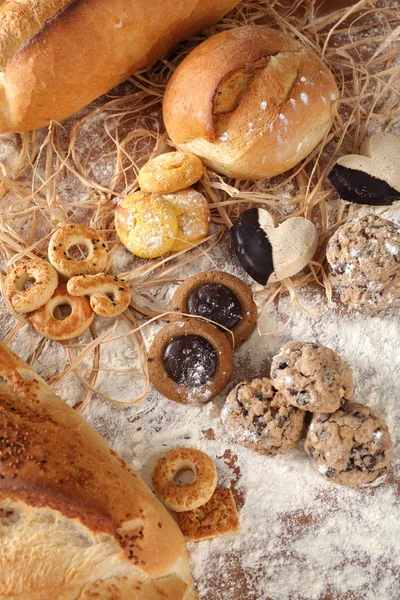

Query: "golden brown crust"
left=67, top=273, right=131, bottom=317
left=4, top=259, right=59, bottom=314
left=177, top=488, right=240, bottom=541
left=0, top=342, right=192, bottom=586
left=0, top=0, right=240, bottom=132
left=169, top=270, right=257, bottom=347
left=163, top=25, right=339, bottom=180
left=29, top=283, right=94, bottom=340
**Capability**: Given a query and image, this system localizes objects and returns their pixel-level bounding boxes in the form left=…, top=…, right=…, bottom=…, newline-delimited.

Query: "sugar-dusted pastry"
left=231, top=207, right=318, bottom=285
left=326, top=213, right=400, bottom=312
left=138, top=152, right=204, bottom=194
left=170, top=270, right=257, bottom=347
left=221, top=378, right=305, bottom=455
left=4, top=259, right=58, bottom=314
left=271, top=341, right=354, bottom=413
left=304, top=403, right=393, bottom=486
left=162, top=189, right=210, bottom=252
left=148, top=320, right=233, bottom=404
left=115, top=192, right=178, bottom=258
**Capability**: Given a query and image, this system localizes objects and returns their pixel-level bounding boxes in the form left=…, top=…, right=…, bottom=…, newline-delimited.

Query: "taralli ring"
left=67, top=273, right=131, bottom=317
left=48, top=224, right=109, bottom=278
left=4, top=259, right=58, bottom=314
left=30, top=284, right=94, bottom=340
left=138, top=151, right=204, bottom=194
left=152, top=448, right=218, bottom=512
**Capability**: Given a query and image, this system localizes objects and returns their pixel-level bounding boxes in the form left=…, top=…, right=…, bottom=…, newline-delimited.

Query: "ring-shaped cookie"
left=148, top=319, right=233, bottom=404
left=4, top=259, right=58, bottom=314
left=152, top=448, right=218, bottom=512
left=170, top=270, right=257, bottom=347
left=67, top=273, right=131, bottom=317
left=48, top=224, right=109, bottom=278
left=138, top=151, right=204, bottom=194
left=30, top=284, right=94, bottom=340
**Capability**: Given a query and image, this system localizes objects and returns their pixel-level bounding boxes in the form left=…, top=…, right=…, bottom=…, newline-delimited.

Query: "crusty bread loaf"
left=0, top=0, right=239, bottom=133
left=0, top=342, right=197, bottom=599
left=163, top=25, right=339, bottom=180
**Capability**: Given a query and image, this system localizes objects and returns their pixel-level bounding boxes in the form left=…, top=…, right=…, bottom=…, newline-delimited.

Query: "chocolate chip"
left=296, top=390, right=311, bottom=405
left=276, top=414, right=288, bottom=428
left=187, top=283, right=242, bottom=330
left=362, top=455, right=377, bottom=470
left=276, top=362, right=288, bottom=370
left=253, top=415, right=266, bottom=429
left=353, top=411, right=366, bottom=423
left=325, top=468, right=336, bottom=478
left=118, top=287, right=125, bottom=291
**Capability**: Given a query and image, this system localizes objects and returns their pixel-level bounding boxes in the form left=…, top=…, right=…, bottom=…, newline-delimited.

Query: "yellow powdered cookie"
left=162, top=188, right=210, bottom=252
left=138, top=151, right=204, bottom=194
left=115, top=192, right=178, bottom=259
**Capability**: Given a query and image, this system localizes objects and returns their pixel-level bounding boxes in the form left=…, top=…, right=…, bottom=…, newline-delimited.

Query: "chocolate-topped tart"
left=170, top=271, right=257, bottom=347
left=148, top=320, right=233, bottom=404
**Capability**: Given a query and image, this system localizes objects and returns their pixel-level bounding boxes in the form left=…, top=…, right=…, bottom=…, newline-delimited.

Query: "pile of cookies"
left=222, top=341, right=393, bottom=487
left=115, top=151, right=211, bottom=258
left=152, top=447, right=240, bottom=542
left=147, top=270, right=257, bottom=403
left=4, top=224, right=130, bottom=341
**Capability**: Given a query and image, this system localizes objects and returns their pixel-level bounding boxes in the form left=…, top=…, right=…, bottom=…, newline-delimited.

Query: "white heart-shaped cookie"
left=231, top=208, right=318, bottom=285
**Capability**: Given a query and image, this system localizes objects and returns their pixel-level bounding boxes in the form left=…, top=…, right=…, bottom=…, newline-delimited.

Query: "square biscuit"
left=178, top=488, right=240, bottom=541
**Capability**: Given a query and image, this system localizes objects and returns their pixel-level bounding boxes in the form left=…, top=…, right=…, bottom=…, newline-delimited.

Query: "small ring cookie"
left=30, top=284, right=94, bottom=340
left=115, top=192, right=178, bottom=258
left=48, top=224, right=109, bottom=278
left=138, top=152, right=204, bottom=194
left=4, top=259, right=58, bottom=314
left=152, top=448, right=217, bottom=512
left=170, top=270, right=257, bottom=347
left=162, top=188, right=210, bottom=252
left=148, top=320, right=233, bottom=404
left=67, top=274, right=131, bottom=317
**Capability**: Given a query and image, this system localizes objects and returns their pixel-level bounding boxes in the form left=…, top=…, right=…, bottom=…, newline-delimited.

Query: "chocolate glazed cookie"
left=148, top=320, right=233, bottom=404
left=170, top=271, right=257, bottom=347
left=304, top=402, right=393, bottom=486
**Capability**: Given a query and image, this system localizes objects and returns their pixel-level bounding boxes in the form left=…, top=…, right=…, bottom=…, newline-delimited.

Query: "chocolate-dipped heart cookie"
left=169, top=271, right=257, bottom=347
left=231, top=208, right=318, bottom=285
left=148, top=320, right=233, bottom=404
left=328, top=132, right=400, bottom=206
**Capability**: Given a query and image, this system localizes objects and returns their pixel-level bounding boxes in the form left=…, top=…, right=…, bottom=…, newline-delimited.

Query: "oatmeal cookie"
left=304, top=402, right=393, bottom=486
left=221, top=378, right=305, bottom=455
left=271, top=341, right=354, bottom=413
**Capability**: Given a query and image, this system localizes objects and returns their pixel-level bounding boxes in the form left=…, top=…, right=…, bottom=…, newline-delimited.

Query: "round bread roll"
left=163, top=26, right=339, bottom=180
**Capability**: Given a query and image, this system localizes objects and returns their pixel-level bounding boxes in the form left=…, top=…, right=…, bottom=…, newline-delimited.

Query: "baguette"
left=0, top=0, right=239, bottom=133
left=0, top=342, right=197, bottom=599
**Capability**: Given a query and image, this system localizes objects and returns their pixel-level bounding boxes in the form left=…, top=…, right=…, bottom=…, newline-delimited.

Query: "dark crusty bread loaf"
left=0, top=342, right=197, bottom=599
left=0, top=0, right=239, bottom=132
left=163, top=25, right=339, bottom=180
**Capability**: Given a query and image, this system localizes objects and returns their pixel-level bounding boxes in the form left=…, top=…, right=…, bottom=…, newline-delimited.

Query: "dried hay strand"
left=0, top=0, right=398, bottom=408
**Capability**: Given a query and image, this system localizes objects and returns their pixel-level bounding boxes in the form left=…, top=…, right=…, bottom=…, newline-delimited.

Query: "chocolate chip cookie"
left=148, top=320, right=233, bottom=404
left=271, top=341, right=354, bottom=413
left=304, top=402, right=393, bottom=486
left=327, top=213, right=400, bottom=311
left=221, top=378, right=305, bottom=455
left=170, top=270, right=257, bottom=347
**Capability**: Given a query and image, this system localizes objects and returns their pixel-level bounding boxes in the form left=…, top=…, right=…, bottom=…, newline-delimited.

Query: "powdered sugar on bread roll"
left=163, top=25, right=339, bottom=180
